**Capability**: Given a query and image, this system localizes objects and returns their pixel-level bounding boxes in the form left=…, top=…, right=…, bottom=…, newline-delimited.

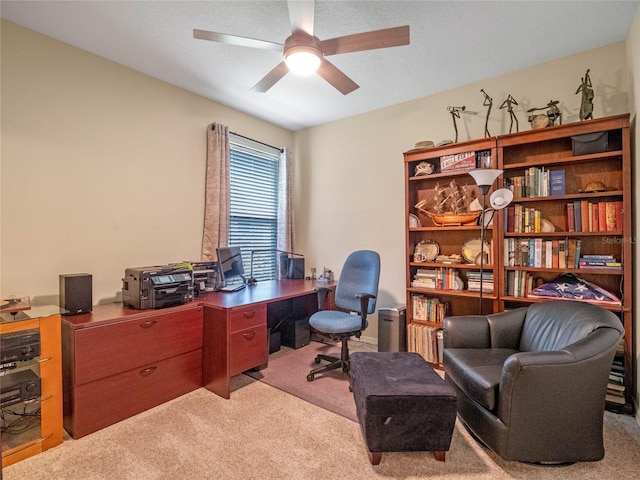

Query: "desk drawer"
left=230, top=325, right=267, bottom=376
left=229, top=304, right=266, bottom=332
left=74, top=306, right=202, bottom=385
left=69, top=349, right=202, bottom=438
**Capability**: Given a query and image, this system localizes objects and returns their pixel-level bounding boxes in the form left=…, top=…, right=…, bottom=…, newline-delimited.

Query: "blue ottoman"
left=349, top=351, right=457, bottom=464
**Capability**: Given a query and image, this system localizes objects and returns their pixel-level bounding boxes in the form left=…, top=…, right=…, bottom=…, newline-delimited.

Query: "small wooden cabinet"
left=62, top=303, right=203, bottom=438
left=1, top=307, right=63, bottom=467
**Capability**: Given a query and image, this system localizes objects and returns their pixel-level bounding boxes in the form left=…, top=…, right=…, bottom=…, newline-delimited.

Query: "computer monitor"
left=216, top=246, right=246, bottom=286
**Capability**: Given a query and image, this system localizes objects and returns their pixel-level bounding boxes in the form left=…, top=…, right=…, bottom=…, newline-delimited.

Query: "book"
left=615, top=200, right=623, bottom=232
left=549, top=169, right=565, bottom=195
left=598, top=202, right=607, bottom=232
left=580, top=200, right=589, bottom=232
left=591, top=202, right=599, bottom=231
left=566, top=203, right=575, bottom=232
left=574, top=200, right=582, bottom=231
left=558, top=239, right=566, bottom=269
left=605, top=202, right=617, bottom=231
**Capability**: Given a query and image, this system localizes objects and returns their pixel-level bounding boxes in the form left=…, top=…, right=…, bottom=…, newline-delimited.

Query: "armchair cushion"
left=443, top=348, right=516, bottom=411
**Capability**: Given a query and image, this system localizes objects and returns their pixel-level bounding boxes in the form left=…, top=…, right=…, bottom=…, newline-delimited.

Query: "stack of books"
left=466, top=271, right=494, bottom=293
left=578, top=254, right=622, bottom=269
left=607, top=349, right=625, bottom=405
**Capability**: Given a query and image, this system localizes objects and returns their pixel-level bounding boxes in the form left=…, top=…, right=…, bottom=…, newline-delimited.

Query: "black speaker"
left=287, top=258, right=305, bottom=279
left=59, top=273, right=92, bottom=315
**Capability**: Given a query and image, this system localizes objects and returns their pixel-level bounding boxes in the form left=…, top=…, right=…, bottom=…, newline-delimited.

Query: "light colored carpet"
left=3, top=373, right=640, bottom=480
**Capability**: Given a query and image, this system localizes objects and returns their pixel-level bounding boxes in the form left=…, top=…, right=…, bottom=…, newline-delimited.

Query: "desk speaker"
left=287, top=258, right=305, bottom=279
left=59, top=274, right=92, bottom=315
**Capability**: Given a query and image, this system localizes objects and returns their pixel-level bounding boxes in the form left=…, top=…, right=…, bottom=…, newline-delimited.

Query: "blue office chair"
left=307, top=250, right=380, bottom=381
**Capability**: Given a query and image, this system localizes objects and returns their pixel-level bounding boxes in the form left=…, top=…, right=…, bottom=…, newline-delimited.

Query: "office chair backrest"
left=334, top=250, right=380, bottom=314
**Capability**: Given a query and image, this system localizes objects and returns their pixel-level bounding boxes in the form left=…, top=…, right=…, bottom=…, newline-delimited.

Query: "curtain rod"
left=230, top=131, right=283, bottom=153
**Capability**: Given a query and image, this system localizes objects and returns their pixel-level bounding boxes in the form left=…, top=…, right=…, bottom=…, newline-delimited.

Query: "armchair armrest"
left=314, top=287, right=332, bottom=310
left=356, top=293, right=376, bottom=330
left=498, top=334, right=616, bottom=428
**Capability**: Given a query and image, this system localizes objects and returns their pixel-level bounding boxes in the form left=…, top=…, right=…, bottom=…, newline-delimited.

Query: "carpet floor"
left=244, top=341, right=357, bottom=422
left=3, top=342, right=640, bottom=479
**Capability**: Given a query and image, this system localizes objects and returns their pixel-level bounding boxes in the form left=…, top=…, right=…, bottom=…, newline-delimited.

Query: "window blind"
left=229, top=134, right=280, bottom=281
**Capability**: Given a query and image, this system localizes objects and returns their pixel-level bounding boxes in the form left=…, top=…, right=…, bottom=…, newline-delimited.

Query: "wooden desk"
left=61, top=280, right=332, bottom=437
left=200, top=279, right=333, bottom=399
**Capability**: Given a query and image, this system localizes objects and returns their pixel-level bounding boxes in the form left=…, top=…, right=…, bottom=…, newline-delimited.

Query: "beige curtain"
left=277, top=147, right=295, bottom=253
left=201, top=123, right=230, bottom=261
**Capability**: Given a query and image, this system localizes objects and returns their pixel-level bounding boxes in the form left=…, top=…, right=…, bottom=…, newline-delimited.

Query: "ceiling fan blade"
left=320, top=25, right=410, bottom=56
left=288, top=0, right=315, bottom=35
left=251, top=61, right=289, bottom=93
left=317, top=58, right=359, bottom=95
left=193, top=29, right=282, bottom=51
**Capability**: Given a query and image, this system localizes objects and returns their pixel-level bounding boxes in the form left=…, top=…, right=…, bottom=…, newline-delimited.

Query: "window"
left=229, top=134, right=280, bottom=281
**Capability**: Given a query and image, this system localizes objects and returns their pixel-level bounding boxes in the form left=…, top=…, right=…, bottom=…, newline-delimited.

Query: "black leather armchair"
left=443, top=300, right=624, bottom=463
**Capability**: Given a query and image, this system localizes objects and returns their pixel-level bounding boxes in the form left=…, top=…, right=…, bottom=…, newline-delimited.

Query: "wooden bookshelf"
left=497, top=114, right=632, bottom=413
left=403, top=114, right=633, bottom=413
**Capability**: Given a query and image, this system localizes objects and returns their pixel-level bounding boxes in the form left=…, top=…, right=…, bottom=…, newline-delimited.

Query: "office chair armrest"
left=315, top=287, right=333, bottom=310
left=357, top=293, right=376, bottom=329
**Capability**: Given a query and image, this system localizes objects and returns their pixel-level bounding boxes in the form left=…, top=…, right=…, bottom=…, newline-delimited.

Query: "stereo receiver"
left=1, top=329, right=40, bottom=364
left=1, top=369, right=41, bottom=407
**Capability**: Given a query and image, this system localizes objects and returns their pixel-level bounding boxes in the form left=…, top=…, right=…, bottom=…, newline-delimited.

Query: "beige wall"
left=1, top=17, right=636, bottom=357
left=626, top=7, right=640, bottom=421
left=295, top=41, right=631, bottom=342
left=0, top=20, right=293, bottom=305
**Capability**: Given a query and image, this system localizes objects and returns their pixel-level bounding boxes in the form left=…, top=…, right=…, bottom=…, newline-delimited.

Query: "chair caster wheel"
left=314, top=357, right=321, bottom=364
left=307, top=373, right=315, bottom=381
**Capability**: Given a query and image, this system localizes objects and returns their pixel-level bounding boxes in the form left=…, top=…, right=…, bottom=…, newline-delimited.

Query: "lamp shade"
left=490, top=188, right=513, bottom=210
left=468, top=169, right=503, bottom=188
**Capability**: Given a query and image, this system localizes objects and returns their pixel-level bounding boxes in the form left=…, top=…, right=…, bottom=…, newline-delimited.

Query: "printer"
left=122, top=265, right=193, bottom=310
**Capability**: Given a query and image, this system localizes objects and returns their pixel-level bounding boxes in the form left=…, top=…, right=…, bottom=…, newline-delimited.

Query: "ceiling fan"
left=193, top=0, right=410, bottom=95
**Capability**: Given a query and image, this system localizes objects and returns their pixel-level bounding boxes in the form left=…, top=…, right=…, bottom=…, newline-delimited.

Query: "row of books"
left=567, top=200, right=622, bottom=233
left=503, top=237, right=621, bottom=269
left=407, top=323, right=443, bottom=365
left=505, top=270, right=535, bottom=297
left=466, top=271, right=494, bottom=293
left=506, top=167, right=565, bottom=198
left=411, top=268, right=463, bottom=291
left=411, top=294, right=449, bottom=322
left=504, top=204, right=545, bottom=233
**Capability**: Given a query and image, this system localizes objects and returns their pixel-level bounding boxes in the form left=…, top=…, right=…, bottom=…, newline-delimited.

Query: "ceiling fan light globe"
left=284, top=48, right=321, bottom=76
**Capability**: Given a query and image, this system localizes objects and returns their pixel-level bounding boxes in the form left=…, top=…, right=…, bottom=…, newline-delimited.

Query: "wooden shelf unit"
left=497, top=113, right=632, bottom=413
left=404, top=137, right=499, bottom=365
left=403, top=114, right=633, bottom=413
left=1, top=308, right=63, bottom=467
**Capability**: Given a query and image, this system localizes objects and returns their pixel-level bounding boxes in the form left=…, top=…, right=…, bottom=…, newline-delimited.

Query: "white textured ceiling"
left=1, top=1, right=638, bottom=131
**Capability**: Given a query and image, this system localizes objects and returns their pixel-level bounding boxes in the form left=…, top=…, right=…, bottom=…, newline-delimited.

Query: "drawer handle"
left=139, top=320, right=157, bottom=329
left=243, top=311, right=256, bottom=318
left=243, top=331, right=256, bottom=340
left=139, top=366, right=157, bottom=376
